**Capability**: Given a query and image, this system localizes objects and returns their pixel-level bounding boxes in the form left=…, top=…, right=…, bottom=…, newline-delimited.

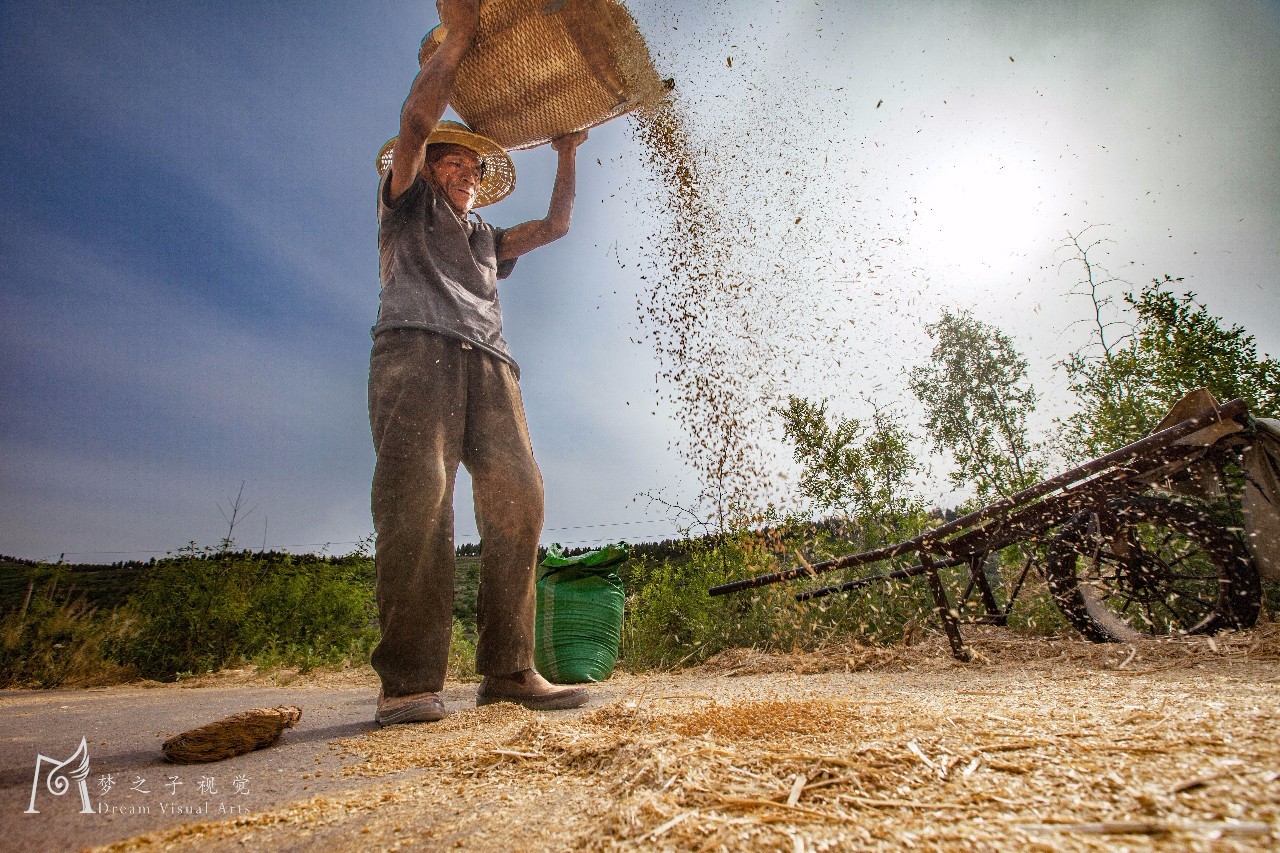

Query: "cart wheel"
left=1045, top=495, right=1261, bottom=643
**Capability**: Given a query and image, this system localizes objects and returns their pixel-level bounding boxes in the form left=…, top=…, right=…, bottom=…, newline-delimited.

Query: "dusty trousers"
left=368, top=329, right=543, bottom=697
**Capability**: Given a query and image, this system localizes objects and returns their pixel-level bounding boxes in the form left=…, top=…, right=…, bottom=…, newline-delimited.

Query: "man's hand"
left=551, top=130, right=588, bottom=154
left=437, top=0, right=480, bottom=38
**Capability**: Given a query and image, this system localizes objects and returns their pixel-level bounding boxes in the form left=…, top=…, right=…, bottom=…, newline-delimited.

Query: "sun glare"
left=914, top=146, right=1055, bottom=277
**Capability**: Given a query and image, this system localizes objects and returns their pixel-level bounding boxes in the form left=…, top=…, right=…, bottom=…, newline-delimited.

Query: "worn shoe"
left=476, top=669, right=589, bottom=711
left=375, top=691, right=447, bottom=726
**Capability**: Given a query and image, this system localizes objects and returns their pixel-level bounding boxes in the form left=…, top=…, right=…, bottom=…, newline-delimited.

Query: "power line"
left=455, top=518, right=678, bottom=541
left=33, top=518, right=685, bottom=561
left=547, top=519, right=674, bottom=532
left=48, top=540, right=368, bottom=559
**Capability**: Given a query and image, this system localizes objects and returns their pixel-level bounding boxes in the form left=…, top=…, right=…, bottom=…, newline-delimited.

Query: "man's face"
left=428, top=146, right=484, bottom=214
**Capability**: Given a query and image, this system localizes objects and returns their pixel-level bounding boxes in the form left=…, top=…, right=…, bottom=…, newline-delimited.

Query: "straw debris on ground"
left=101, top=624, right=1280, bottom=851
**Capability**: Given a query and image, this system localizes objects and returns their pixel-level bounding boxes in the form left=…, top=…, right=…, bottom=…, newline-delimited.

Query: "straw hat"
left=376, top=120, right=517, bottom=208
left=418, top=0, right=667, bottom=151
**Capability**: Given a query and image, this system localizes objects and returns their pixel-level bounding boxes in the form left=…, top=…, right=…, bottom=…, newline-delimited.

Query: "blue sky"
left=2, top=1, right=1277, bottom=562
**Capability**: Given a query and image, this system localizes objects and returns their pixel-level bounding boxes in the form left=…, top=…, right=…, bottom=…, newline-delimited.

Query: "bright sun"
left=914, top=145, right=1056, bottom=278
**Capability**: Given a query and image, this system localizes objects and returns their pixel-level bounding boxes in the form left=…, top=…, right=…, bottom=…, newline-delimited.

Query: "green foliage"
left=452, top=556, right=481, bottom=627
left=0, top=574, right=136, bottom=687
left=1061, top=277, right=1280, bottom=459
left=0, top=547, right=497, bottom=686
left=448, top=617, right=479, bottom=682
left=779, top=397, right=923, bottom=537
left=909, top=310, right=1042, bottom=500
left=0, top=558, right=145, bottom=612
left=1002, top=587, right=1070, bottom=635
left=1266, top=581, right=1280, bottom=621
left=617, top=395, right=993, bottom=668
left=124, top=552, right=378, bottom=678
left=621, top=517, right=859, bottom=670
left=621, top=534, right=754, bottom=670
left=620, top=515, right=949, bottom=671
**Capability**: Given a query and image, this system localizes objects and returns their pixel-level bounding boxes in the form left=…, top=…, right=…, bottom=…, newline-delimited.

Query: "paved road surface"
left=0, top=679, right=436, bottom=850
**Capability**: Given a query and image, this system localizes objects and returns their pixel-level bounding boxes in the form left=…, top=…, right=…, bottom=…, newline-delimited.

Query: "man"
left=369, top=0, right=589, bottom=726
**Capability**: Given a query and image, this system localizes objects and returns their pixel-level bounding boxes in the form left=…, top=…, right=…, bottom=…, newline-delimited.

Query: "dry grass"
left=98, top=624, right=1280, bottom=851
left=157, top=664, right=380, bottom=690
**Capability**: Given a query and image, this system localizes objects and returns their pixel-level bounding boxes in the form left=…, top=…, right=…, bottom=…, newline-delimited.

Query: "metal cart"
left=709, top=394, right=1272, bottom=661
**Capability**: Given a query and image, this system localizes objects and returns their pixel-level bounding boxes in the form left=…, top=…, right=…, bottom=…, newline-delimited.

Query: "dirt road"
left=3, top=627, right=1279, bottom=851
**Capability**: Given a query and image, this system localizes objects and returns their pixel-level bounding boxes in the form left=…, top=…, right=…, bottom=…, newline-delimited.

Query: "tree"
left=1061, top=276, right=1280, bottom=459
left=908, top=310, right=1042, bottom=501
left=217, top=481, right=258, bottom=553
left=779, top=396, right=923, bottom=544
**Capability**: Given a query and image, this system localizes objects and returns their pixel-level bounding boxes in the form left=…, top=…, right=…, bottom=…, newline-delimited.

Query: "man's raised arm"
left=498, top=130, right=588, bottom=261
left=388, top=0, right=479, bottom=201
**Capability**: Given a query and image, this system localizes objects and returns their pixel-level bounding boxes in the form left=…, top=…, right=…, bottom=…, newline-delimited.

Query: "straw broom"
left=162, top=706, right=302, bottom=763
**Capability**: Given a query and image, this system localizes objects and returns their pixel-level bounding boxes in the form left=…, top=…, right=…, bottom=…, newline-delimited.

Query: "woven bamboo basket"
left=419, top=0, right=667, bottom=150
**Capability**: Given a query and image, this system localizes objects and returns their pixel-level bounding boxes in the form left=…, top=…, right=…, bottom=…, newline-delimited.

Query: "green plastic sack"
left=534, top=543, right=628, bottom=684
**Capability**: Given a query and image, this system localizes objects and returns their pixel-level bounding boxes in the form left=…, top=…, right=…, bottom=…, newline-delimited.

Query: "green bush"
left=448, top=617, right=479, bottom=682
left=0, top=579, right=136, bottom=687
left=621, top=538, right=743, bottom=669
left=620, top=521, right=954, bottom=670
left=1, top=547, right=555, bottom=685
left=123, top=552, right=378, bottom=678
